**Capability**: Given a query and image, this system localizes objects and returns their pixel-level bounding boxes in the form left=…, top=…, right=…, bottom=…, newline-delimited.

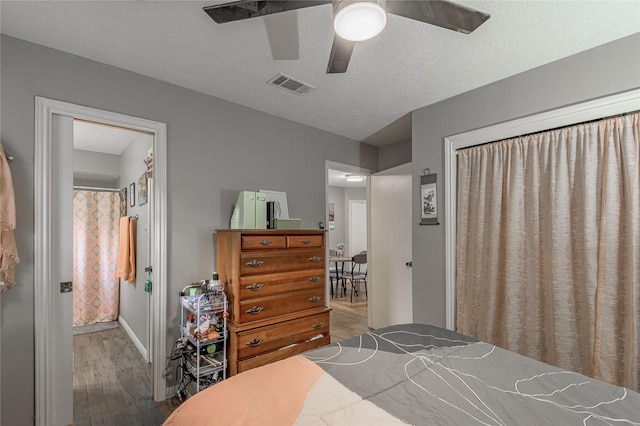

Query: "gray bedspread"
left=303, top=323, right=640, bottom=425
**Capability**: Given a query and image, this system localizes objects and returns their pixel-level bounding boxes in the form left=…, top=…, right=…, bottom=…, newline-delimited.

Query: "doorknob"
left=405, top=261, right=412, bottom=268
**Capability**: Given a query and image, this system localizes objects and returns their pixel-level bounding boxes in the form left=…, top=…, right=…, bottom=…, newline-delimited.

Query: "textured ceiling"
left=2, top=1, right=639, bottom=146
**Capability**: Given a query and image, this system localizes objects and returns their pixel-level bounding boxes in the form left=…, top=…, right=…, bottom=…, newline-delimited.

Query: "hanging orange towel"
left=116, top=217, right=136, bottom=282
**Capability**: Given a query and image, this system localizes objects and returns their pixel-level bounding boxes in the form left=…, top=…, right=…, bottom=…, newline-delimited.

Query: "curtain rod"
left=512, top=109, right=640, bottom=141
left=457, top=110, right=640, bottom=154
left=73, top=186, right=120, bottom=192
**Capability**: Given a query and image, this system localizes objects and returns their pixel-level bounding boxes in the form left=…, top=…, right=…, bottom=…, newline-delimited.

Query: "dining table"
left=328, top=256, right=352, bottom=298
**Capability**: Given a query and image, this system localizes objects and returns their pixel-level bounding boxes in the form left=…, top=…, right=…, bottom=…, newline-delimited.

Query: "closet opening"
left=444, top=89, right=640, bottom=390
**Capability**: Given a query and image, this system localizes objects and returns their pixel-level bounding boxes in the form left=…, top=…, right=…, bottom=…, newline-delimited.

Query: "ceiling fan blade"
left=265, top=13, right=299, bottom=60
left=326, top=35, right=356, bottom=74
left=385, top=0, right=490, bottom=34
left=204, top=1, right=331, bottom=24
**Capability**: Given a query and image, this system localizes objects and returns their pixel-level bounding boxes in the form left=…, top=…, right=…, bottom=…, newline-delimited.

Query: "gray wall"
left=379, top=138, right=411, bottom=171
left=117, top=133, right=153, bottom=355
left=0, top=34, right=377, bottom=425
left=410, top=33, right=640, bottom=327
left=73, top=149, right=120, bottom=187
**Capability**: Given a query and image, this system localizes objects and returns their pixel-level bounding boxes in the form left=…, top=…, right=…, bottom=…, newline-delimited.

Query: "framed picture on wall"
left=119, top=187, right=127, bottom=217
left=420, top=172, right=438, bottom=225
left=138, top=173, right=147, bottom=206
left=129, top=182, right=135, bottom=207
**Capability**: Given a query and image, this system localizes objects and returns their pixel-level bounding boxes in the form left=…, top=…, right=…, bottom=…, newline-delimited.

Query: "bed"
left=163, top=323, right=640, bottom=425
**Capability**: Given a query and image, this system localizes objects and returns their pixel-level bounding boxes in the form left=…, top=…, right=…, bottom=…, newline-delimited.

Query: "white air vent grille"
left=268, top=73, right=315, bottom=95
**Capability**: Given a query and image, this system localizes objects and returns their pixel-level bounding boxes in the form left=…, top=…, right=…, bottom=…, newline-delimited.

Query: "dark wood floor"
left=73, top=323, right=167, bottom=425
left=74, top=296, right=369, bottom=424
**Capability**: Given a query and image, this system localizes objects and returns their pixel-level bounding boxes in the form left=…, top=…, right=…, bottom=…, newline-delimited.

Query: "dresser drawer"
left=237, top=311, right=330, bottom=359
left=237, top=335, right=331, bottom=374
left=287, top=234, right=324, bottom=248
left=237, top=288, right=325, bottom=324
left=239, top=270, right=324, bottom=300
left=241, top=235, right=287, bottom=250
left=240, top=250, right=324, bottom=275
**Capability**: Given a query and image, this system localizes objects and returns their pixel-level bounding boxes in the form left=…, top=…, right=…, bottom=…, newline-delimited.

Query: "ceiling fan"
left=203, top=0, right=490, bottom=74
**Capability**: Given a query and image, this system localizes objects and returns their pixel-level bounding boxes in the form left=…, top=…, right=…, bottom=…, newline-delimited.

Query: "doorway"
left=72, top=120, right=155, bottom=421
left=34, top=97, right=167, bottom=426
left=326, top=162, right=370, bottom=337
left=325, top=161, right=413, bottom=335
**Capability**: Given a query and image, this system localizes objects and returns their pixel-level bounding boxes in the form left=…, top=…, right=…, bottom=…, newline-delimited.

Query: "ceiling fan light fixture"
left=334, top=1, right=387, bottom=42
left=345, top=173, right=365, bottom=182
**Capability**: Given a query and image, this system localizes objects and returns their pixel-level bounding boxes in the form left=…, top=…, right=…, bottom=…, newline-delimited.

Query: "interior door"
left=370, top=164, right=413, bottom=329
left=348, top=200, right=367, bottom=256
left=51, top=113, right=74, bottom=424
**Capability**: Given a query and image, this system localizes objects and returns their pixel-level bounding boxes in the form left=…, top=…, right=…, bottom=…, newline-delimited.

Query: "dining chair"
left=339, top=252, right=367, bottom=302
left=329, top=249, right=338, bottom=297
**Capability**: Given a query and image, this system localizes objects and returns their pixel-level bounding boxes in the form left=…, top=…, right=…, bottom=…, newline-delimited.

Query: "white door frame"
left=443, top=88, right=640, bottom=330
left=35, top=97, right=168, bottom=424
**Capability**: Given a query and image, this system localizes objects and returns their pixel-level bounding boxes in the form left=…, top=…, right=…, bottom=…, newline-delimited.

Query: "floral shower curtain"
left=73, top=190, right=120, bottom=327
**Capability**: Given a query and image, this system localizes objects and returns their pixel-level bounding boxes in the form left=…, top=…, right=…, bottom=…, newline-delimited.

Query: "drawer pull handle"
left=312, top=322, right=325, bottom=329
left=245, top=306, right=264, bottom=315
left=246, top=338, right=263, bottom=347
left=308, top=296, right=321, bottom=303
left=308, top=256, right=322, bottom=263
left=302, top=239, right=311, bottom=244
left=246, top=260, right=264, bottom=268
left=260, top=240, right=272, bottom=246
left=246, top=283, right=264, bottom=291
left=309, top=276, right=321, bottom=282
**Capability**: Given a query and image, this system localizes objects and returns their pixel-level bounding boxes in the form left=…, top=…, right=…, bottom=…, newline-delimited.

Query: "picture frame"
left=259, top=190, right=289, bottom=219
left=328, top=202, right=335, bottom=230
left=420, top=173, right=438, bottom=225
left=138, top=173, right=147, bottom=206
left=129, top=182, right=136, bottom=207
left=119, top=187, right=127, bottom=217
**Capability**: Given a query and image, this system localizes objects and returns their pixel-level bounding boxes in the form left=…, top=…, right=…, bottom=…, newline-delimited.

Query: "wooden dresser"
left=215, top=229, right=331, bottom=376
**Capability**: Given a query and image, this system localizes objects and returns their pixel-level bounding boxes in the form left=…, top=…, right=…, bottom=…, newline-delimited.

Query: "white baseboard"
left=118, top=316, right=149, bottom=362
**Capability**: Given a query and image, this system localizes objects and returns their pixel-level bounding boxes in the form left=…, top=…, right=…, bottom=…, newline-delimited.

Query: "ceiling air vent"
left=268, top=73, right=315, bottom=95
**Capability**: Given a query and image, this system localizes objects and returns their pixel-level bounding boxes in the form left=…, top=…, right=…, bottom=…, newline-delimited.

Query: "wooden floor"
left=330, top=292, right=370, bottom=342
left=73, top=323, right=168, bottom=425
left=74, top=296, right=368, bottom=424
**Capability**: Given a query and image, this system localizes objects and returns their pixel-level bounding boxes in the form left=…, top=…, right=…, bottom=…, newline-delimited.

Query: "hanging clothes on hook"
left=0, top=143, right=19, bottom=293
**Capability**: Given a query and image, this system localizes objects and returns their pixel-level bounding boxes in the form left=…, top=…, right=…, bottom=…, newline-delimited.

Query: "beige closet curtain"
left=456, top=112, right=639, bottom=390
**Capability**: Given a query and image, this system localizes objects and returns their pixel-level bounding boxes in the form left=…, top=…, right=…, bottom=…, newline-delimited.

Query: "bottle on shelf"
left=209, top=272, right=223, bottom=293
